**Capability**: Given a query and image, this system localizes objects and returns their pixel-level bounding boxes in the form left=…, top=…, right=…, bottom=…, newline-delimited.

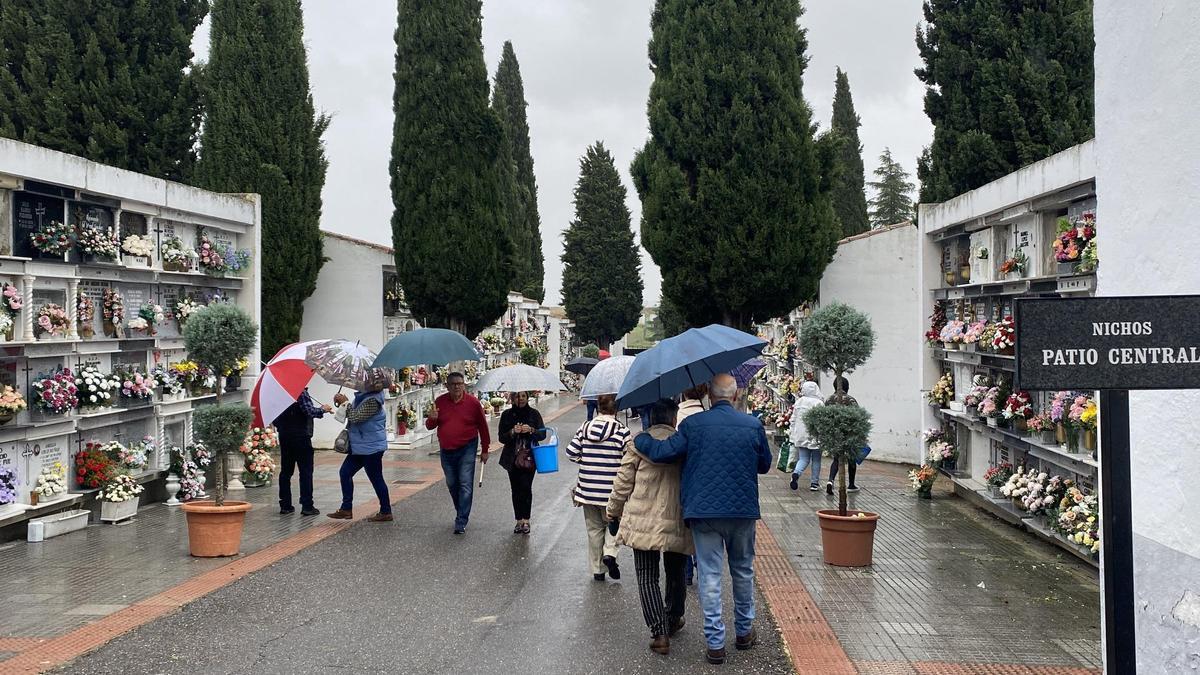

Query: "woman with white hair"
left=327, top=368, right=394, bottom=522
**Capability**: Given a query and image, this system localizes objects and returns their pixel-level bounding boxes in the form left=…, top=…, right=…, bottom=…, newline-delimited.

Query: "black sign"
left=12, top=191, right=65, bottom=258
left=1014, top=295, right=1200, bottom=391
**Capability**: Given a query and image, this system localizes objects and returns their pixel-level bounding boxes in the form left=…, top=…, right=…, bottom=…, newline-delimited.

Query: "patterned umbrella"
left=250, top=340, right=381, bottom=427
left=731, top=357, right=767, bottom=388
left=305, top=339, right=380, bottom=389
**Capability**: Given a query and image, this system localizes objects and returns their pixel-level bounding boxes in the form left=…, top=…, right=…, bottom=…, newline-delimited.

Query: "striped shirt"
left=566, top=415, right=630, bottom=507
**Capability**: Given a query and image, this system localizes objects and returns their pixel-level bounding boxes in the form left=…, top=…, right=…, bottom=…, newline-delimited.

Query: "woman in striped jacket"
left=567, top=394, right=630, bottom=581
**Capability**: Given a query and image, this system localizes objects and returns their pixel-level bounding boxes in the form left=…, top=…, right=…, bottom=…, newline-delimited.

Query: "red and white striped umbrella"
left=251, top=341, right=321, bottom=428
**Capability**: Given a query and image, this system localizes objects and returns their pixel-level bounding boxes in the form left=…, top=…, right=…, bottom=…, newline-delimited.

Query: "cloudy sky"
left=195, top=1, right=931, bottom=306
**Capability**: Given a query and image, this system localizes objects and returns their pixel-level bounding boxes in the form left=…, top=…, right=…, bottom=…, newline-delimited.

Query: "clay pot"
left=816, top=509, right=880, bottom=567
left=180, top=500, right=252, bottom=557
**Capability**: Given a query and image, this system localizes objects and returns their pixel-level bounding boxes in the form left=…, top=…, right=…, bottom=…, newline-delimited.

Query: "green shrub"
left=581, top=343, right=600, bottom=359
left=193, top=403, right=255, bottom=506
left=519, top=346, right=540, bottom=366
left=798, top=303, right=875, bottom=392
left=184, top=303, right=258, bottom=374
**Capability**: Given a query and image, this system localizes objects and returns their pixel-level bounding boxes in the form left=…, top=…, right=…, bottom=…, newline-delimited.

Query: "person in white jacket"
left=789, top=380, right=824, bottom=491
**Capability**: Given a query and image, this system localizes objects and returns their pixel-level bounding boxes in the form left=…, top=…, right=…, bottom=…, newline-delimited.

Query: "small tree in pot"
left=178, top=303, right=258, bottom=557
left=798, top=302, right=878, bottom=566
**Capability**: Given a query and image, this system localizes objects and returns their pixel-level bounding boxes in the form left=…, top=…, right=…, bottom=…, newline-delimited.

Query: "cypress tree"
left=391, top=0, right=509, bottom=337
left=492, top=41, right=545, bottom=302
left=194, top=0, right=329, bottom=359
left=868, top=148, right=916, bottom=227
left=830, top=68, right=869, bottom=237
left=916, top=0, right=1094, bottom=203
left=561, top=143, right=643, bottom=349
left=0, top=0, right=205, bottom=181
left=631, top=0, right=839, bottom=330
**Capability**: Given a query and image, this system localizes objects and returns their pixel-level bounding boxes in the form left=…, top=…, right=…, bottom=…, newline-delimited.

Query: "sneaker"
left=279, top=507, right=295, bottom=515
left=326, top=509, right=352, bottom=520
left=735, top=628, right=758, bottom=650
left=453, top=527, right=465, bottom=535
left=300, top=508, right=320, bottom=516
left=847, top=485, right=860, bottom=493
left=705, top=647, right=727, bottom=665
left=826, top=481, right=834, bottom=496
left=650, top=634, right=670, bottom=655
left=789, top=475, right=799, bottom=491
left=367, top=512, right=393, bottom=522
left=809, top=483, right=820, bottom=491
left=602, top=555, right=621, bottom=580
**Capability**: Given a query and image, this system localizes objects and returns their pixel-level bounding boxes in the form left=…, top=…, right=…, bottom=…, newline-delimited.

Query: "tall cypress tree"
left=195, top=0, right=329, bottom=358
left=916, top=0, right=1094, bottom=203
left=0, top=0, right=205, bottom=181
left=391, top=0, right=508, bottom=337
left=492, top=41, right=545, bottom=302
left=631, top=0, right=839, bottom=330
left=561, top=143, right=643, bottom=349
left=830, top=68, right=869, bottom=237
left=868, top=148, right=915, bottom=227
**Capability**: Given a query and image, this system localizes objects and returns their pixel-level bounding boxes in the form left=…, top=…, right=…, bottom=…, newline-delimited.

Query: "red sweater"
left=426, top=392, right=491, bottom=451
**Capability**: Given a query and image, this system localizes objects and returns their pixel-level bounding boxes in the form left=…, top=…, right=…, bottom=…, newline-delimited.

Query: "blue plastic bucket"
left=532, top=427, right=559, bottom=474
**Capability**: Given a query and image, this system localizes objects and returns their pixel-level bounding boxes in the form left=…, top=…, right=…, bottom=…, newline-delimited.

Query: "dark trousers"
left=586, top=399, right=597, bottom=421
left=278, top=434, right=315, bottom=510
left=829, top=458, right=857, bottom=485
left=633, top=549, right=687, bottom=637
left=507, top=468, right=535, bottom=520
left=339, top=452, right=391, bottom=514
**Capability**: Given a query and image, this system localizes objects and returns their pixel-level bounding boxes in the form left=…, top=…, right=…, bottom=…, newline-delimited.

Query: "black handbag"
left=333, top=419, right=351, bottom=454
left=513, top=436, right=535, bottom=471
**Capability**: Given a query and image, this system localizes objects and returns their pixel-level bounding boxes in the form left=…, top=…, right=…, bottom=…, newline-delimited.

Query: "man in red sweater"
left=426, top=371, right=491, bottom=534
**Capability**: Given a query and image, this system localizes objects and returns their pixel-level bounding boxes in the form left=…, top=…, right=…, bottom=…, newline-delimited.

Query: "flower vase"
left=226, top=452, right=246, bottom=491
left=29, top=490, right=39, bottom=506
left=1056, top=261, right=1077, bottom=276
left=103, top=321, right=122, bottom=339
left=1066, top=427, right=1081, bottom=453
left=78, top=325, right=94, bottom=340
left=398, top=421, right=408, bottom=436
left=165, top=473, right=181, bottom=506
left=0, top=412, right=13, bottom=426
left=959, top=265, right=971, bottom=283
left=1015, top=417, right=1028, bottom=433
left=944, top=271, right=956, bottom=287
left=1055, top=423, right=1067, bottom=444
left=1041, top=429, right=1058, bottom=445
left=986, top=417, right=998, bottom=428
left=1083, top=429, right=1096, bottom=452
left=942, top=341, right=957, bottom=351
left=163, top=260, right=189, bottom=273
left=917, top=487, right=932, bottom=500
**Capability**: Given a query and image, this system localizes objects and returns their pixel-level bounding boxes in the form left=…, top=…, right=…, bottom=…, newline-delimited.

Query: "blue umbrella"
left=730, top=357, right=767, bottom=389
left=616, top=324, right=767, bottom=409
left=371, top=328, right=481, bottom=369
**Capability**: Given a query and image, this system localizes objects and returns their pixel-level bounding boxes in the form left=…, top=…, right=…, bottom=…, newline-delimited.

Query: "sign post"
left=1015, top=295, right=1200, bottom=674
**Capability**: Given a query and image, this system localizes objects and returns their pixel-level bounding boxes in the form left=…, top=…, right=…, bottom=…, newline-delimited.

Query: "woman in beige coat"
left=607, top=398, right=693, bottom=656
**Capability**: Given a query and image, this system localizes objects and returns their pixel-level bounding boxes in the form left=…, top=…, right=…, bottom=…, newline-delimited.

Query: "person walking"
left=327, top=371, right=393, bottom=522
left=677, top=383, right=706, bottom=585
left=634, top=373, right=772, bottom=665
left=426, top=372, right=491, bottom=534
left=566, top=393, right=628, bottom=581
left=607, top=398, right=693, bottom=656
left=789, top=380, right=824, bottom=491
left=826, top=376, right=861, bottom=495
left=498, top=391, right=546, bottom=534
left=275, top=387, right=331, bottom=515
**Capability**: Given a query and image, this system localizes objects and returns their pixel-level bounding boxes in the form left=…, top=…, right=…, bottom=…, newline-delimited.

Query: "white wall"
left=1094, top=1, right=1200, bottom=669
left=819, top=224, right=922, bottom=464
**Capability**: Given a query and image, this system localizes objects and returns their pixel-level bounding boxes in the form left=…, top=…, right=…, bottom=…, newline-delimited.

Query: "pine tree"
left=562, top=143, right=643, bottom=349
left=194, top=0, right=329, bottom=359
left=391, top=0, right=509, bottom=337
left=0, top=0, right=205, bottom=181
left=830, top=68, right=869, bottom=237
left=868, top=148, right=915, bottom=227
left=916, top=0, right=1094, bottom=203
left=631, top=0, right=839, bottom=330
left=492, top=41, right=545, bottom=302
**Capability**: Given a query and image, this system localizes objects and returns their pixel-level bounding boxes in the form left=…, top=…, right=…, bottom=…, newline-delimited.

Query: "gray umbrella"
left=474, top=364, right=566, bottom=393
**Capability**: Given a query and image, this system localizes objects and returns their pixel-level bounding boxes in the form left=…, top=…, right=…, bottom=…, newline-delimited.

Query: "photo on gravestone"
left=158, top=285, right=183, bottom=338
left=118, top=284, right=151, bottom=337
left=69, top=202, right=116, bottom=264
left=24, top=436, right=68, bottom=501
left=78, top=281, right=108, bottom=340
left=12, top=191, right=66, bottom=259
left=30, top=288, right=68, bottom=341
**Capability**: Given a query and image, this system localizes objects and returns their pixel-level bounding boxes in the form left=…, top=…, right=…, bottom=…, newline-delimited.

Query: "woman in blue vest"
left=327, top=369, right=393, bottom=522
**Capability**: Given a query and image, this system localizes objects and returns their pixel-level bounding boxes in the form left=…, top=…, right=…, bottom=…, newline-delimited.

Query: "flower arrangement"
left=196, top=231, right=226, bottom=272
left=128, top=303, right=165, bottom=335
left=1073, top=394, right=1097, bottom=430
left=961, top=320, right=987, bottom=346
left=152, top=364, right=186, bottom=396
left=30, top=220, right=73, bottom=255
left=240, top=426, right=279, bottom=456
left=160, top=236, right=198, bottom=269
left=0, top=385, right=27, bottom=416
left=174, top=297, right=204, bottom=326
left=922, top=428, right=948, bottom=445
left=963, top=375, right=992, bottom=410
left=978, top=386, right=1003, bottom=419
left=34, top=304, right=69, bottom=338
left=0, top=311, right=11, bottom=338
left=102, top=288, right=125, bottom=327
left=1000, top=466, right=1031, bottom=501
left=76, top=227, right=121, bottom=258
left=998, top=250, right=1028, bottom=276
left=98, top=440, right=145, bottom=472
left=908, top=464, right=937, bottom=495
left=74, top=442, right=118, bottom=488
left=99, top=473, right=143, bottom=503
left=222, top=357, right=249, bottom=377
left=1055, top=486, right=1099, bottom=555
left=978, top=323, right=998, bottom=352
left=121, top=234, right=155, bottom=258
left=243, top=451, right=276, bottom=484
left=76, top=291, right=95, bottom=336
left=1002, top=390, right=1034, bottom=421
left=772, top=408, right=791, bottom=433
left=74, top=364, right=118, bottom=408
left=1053, top=213, right=1096, bottom=264
left=1078, top=239, right=1099, bottom=274
left=0, top=467, right=15, bottom=505
left=1049, top=390, right=1072, bottom=425
left=938, top=320, right=965, bottom=345
left=1023, top=474, right=1071, bottom=516
left=926, top=440, right=956, bottom=466
left=2, top=283, right=22, bottom=313
left=32, top=369, right=79, bottom=414
left=129, top=437, right=156, bottom=470
left=925, top=372, right=954, bottom=408
left=169, top=360, right=200, bottom=384
left=991, top=316, right=1015, bottom=353
left=116, top=370, right=155, bottom=401
left=983, top=463, right=1014, bottom=488
left=1026, top=410, right=1054, bottom=434
left=221, top=244, right=252, bottom=274
left=35, top=462, right=67, bottom=497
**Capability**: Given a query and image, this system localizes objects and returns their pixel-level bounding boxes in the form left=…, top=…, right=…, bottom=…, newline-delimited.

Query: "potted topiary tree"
left=799, top=302, right=879, bottom=567
left=581, top=343, right=600, bottom=360
left=178, top=303, right=258, bottom=557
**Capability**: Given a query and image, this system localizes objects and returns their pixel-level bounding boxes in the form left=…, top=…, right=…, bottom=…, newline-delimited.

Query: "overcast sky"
left=194, top=1, right=931, bottom=307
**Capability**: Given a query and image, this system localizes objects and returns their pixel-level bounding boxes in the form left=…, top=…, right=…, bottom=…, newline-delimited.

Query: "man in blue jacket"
left=633, top=373, right=773, bottom=665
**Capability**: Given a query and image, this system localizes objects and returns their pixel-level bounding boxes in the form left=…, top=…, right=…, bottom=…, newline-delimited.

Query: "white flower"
left=89, top=395, right=97, bottom=403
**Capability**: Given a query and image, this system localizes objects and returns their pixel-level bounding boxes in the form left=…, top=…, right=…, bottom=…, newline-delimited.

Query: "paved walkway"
left=0, top=395, right=1102, bottom=674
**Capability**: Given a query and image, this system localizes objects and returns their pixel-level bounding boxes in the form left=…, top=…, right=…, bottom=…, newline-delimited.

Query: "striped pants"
left=633, top=549, right=688, bottom=637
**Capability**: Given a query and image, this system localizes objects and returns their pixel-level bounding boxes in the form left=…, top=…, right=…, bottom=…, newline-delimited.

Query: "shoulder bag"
left=333, top=413, right=351, bottom=454
left=513, top=435, right=535, bottom=471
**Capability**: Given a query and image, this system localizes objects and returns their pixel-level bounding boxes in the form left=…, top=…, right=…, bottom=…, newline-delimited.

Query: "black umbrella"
left=564, top=356, right=599, bottom=376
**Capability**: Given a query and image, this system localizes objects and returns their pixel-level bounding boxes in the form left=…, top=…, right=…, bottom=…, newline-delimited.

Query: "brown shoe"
left=705, top=647, right=726, bottom=665
left=649, top=635, right=669, bottom=655
left=367, top=512, right=393, bottom=522
left=668, top=616, right=685, bottom=636
left=326, top=509, right=352, bottom=520
left=735, top=628, right=758, bottom=650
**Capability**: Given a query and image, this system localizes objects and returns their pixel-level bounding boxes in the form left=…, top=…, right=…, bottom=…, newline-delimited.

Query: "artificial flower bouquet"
left=991, top=316, right=1016, bottom=354
left=961, top=320, right=987, bottom=349
left=174, top=297, right=204, bottom=327
left=76, top=291, right=96, bottom=338
left=772, top=408, right=791, bottom=433
left=152, top=364, right=186, bottom=397
left=938, top=320, right=965, bottom=348
left=77, top=227, right=121, bottom=259
left=1002, top=390, right=1035, bottom=427
left=926, top=372, right=954, bottom=408
left=121, top=234, right=155, bottom=259
left=30, top=220, right=73, bottom=255
left=32, top=369, right=79, bottom=415
left=99, top=473, right=143, bottom=503
left=0, top=385, right=27, bottom=419
left=75, top=364, right=118, bottom=409
left=34, top=304, right=69, bottom=339
left=963, top=375, right=992, bottom=414
left=978, top=386, right=1003, bottom=421
left=1055, top=486, right=1100, bottom=555
left=102, top=288, right=124, bottom=336
left=924, top=303, right=947, bottom=347
left=0, top=311, right=12, bottom=340
left=2, top=283, right=22, bottom=314
left=74, top=443, right=118, bottom=488
left=117, top=370, right=155, bottom=402
left=1053, top=213, right=1096, bottom=265
left=160, top=236, right=199, bottom=271
left=908, top=464, right=937, bottom=496
left=926, top=440, right=956, bottom=466
left=222, top=357, right=249, bottom=378
left=1072, top=394, right=1097, bottom=430
left=35, top=462, right=68, bottom=498
left=998, top=250, right=1028, bottom=277
left=983, top=462, right=1014, bottom=488
left=0, top=467, right=15, bottom=506
left=98, top=440, right=146, bottom=472
left=241, top=426, right=279, bottom=456
left=128, top=303, right=165, bottom=335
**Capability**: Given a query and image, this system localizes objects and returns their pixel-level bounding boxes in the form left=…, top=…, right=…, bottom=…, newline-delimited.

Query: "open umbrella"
left=731, top=357, right=767, bottom=388
left=474, top=364, right=565, bottom=393
left=579, top=355, right=636, bottom=400
left=615, top=324, right=767, bottom=409
left=564, top=356, right=599, bottom=376
left=372, top=328, right=481, bottom=369
left=250, top=339, right=381, bottom=427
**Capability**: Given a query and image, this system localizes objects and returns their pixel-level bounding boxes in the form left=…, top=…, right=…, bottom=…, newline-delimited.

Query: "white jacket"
left=788, top=381, right=823, bottom=449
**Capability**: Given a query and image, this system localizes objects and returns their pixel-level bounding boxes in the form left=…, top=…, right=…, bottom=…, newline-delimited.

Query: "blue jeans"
left=791, top=446, right=822, bottom=485
left=440, top=439, right=478, bottom=529
left=586, top=399, right=597, bottom=421
left=339, top=452, right=391, bottom=514
left=691, top=518, right=757, bottom=649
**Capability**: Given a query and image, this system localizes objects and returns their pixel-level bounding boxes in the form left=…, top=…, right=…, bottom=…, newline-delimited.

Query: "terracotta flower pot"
left=180, top=500, right=252, bottom=557
left=816, top=509, right=880, bottom=567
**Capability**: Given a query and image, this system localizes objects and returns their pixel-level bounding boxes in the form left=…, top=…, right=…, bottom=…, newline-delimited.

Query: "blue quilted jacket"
left=633, top=401, right=772, bottom=521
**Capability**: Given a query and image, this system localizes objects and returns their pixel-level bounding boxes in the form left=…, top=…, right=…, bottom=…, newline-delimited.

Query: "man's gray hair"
left=710, top=374, right=737, bottom=401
